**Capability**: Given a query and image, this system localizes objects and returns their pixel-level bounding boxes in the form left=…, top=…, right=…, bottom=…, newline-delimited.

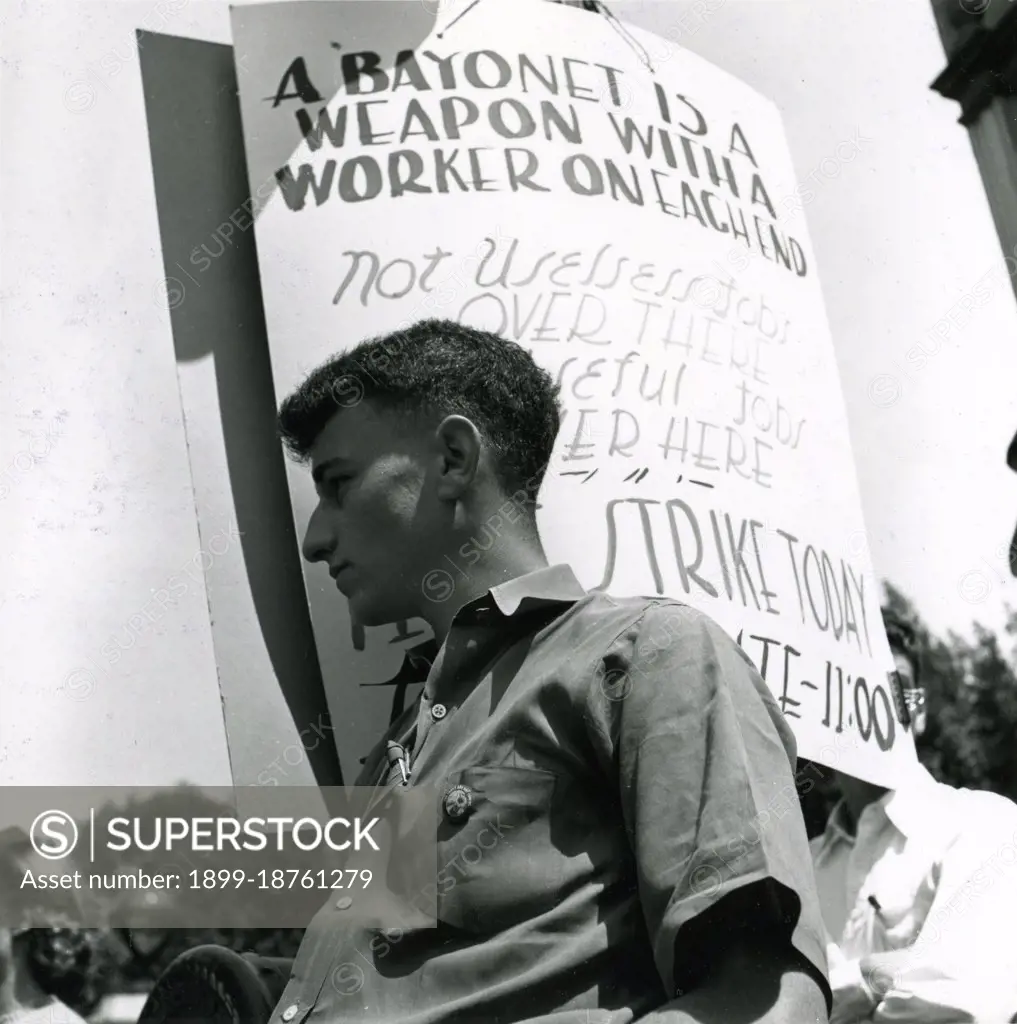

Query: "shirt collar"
left=819, top=762, right=943, bottom=846
left=364, top=564, right=586, bottom=687
left=882, top=761, right=945, bottom=838
left=486, top=563, right=587, bottom=617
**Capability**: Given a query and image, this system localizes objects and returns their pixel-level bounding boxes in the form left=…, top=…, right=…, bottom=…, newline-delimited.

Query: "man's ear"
left=433, top=415, right=483, bottom=502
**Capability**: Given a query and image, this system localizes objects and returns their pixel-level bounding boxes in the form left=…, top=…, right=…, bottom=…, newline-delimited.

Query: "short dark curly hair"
left=277, top=319, right=563, bottom=509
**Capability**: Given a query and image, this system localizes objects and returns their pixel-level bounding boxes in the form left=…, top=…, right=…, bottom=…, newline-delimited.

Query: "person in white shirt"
left=811, top=609, right=1017, bottom=1024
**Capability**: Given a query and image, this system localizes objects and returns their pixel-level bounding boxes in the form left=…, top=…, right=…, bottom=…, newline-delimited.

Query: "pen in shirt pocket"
left=867, top=894, right=886, bottom=923
left=386, top=740, right=412, bottom=785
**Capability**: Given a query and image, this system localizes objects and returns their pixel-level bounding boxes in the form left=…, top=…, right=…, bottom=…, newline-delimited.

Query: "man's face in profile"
left=893, top=649, right=926, bottom=737
left=300, top=401, right=448, bottom=628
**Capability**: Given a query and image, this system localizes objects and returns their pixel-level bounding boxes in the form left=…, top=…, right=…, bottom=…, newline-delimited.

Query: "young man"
left=812, top=610, right=1017, bottom=1024
left=270, top=318, right=830, bottom=1023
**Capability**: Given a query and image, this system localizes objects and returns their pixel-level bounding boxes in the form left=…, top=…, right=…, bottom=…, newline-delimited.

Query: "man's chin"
left=347, top=594, right=405, bottom=630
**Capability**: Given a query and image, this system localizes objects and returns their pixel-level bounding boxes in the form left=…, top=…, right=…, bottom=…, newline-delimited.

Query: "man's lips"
left=329, top=562, right=351, bottom=580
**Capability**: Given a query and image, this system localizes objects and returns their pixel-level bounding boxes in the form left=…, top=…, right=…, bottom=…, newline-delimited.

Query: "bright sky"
left=619, top=0, right=1017, bottom=642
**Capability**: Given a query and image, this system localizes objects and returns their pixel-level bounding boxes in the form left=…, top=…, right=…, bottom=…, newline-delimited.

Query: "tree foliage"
left=883, top=581, right=1017, bottom=798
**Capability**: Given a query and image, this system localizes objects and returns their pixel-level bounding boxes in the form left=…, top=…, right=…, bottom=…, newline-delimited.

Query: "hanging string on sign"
left=436, top=0, right=655, bottom=74
left=435, top=0, right=485, bottom=40
left=595, top=4, right=655, bottom=73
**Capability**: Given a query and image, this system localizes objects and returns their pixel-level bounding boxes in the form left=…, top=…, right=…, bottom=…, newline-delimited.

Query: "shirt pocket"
left=866, top=863, right=936, bottom=953
left=434, top=765, right=562, bottom=933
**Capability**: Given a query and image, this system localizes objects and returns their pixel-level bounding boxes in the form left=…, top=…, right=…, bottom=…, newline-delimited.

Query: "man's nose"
left=301, top=506, right=335, bottom=564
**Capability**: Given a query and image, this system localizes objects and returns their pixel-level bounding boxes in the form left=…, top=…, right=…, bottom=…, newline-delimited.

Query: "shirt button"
left=335, top=896, right=353, bottom=910
left=281, top=1005, right=299, bottom=1021
left=444, top=784, right=473, bottom=822
left=431, top=703, right=447, bottom=721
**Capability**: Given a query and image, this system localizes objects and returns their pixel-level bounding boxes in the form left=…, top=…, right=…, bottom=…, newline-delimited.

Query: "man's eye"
left=326, top=476, right=351, bottom=498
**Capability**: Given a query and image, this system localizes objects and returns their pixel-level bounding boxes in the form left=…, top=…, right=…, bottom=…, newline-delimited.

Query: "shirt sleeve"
left=582, top=600, right=830, bottom=1005
left=869, top=795, right=1017, bottom=1024
left=827, top=947, right=880, bottom=1024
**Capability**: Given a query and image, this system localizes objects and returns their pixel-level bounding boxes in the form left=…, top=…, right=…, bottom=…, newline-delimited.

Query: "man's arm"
left=640, top=934, right=828, bottom=1024
left=823, top=942, right=879, bottom=1024
left=583, top=602, right=832, bottom=1023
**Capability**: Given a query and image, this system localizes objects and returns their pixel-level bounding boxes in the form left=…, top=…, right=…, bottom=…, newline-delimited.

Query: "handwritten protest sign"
left=229, top=0, right=916, bottom=785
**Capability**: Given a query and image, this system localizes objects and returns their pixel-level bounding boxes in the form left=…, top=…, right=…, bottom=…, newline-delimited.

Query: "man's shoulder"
left=569, top=592, right=736, bottom=649
left=563, top=594, right=766, bottom=701
left=563, top=594, right=798, bottom=771
left=899, top=773, right=1017, bottom=847
left=950, top=783, right=1017, bottom=831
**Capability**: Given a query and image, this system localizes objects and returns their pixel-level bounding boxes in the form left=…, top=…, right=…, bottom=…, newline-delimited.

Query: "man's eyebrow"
left=311, top=457, right=351, bottom=485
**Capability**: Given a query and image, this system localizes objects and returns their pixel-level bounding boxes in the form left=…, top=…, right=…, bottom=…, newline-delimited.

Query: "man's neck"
left=425, top=538, right=549, bottom=644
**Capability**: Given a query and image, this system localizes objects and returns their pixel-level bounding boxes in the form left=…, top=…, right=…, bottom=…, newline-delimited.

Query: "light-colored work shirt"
left=811, top=763, right=1017, bottom=1023
left=0, top=999, right=89, bottom=1023
left=268, top=564, right=830, bottom=1024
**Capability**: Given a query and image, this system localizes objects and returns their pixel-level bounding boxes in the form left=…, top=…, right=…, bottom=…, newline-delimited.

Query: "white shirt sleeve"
left=870, top=795, right=1017, bottom=1024
left=827, top=945, right=879, bottom=1024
